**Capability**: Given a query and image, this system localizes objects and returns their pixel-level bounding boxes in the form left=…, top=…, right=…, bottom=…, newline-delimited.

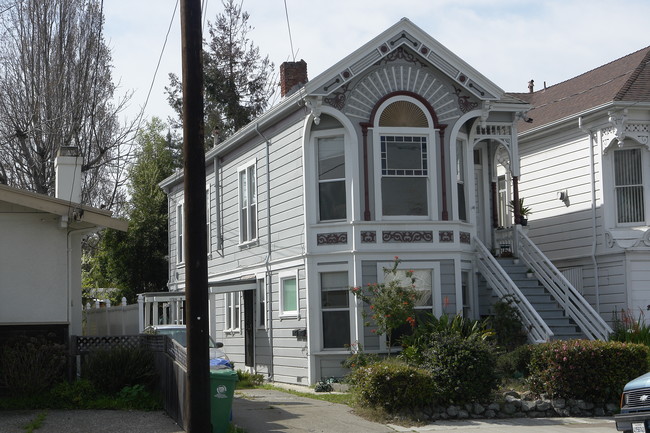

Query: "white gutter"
left=578, top=116, right=601, bottom=313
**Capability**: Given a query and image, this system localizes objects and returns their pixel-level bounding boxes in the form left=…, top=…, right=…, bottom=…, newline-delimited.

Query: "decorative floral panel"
left=317, top=232, right=348, bottom=245
left=382, top=231, right=433, bottom=243
left=361, top=231, right=377, bottom=243
left=439, top=231, right=454, bottom=242
left=460, top=231, right=471, bottom=244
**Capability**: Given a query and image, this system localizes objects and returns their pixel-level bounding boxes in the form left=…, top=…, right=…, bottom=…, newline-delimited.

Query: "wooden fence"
left=70, top=334, right=188, bottom=430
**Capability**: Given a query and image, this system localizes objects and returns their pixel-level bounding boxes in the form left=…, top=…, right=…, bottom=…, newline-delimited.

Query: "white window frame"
left=320, top=270, right=351, bottom=350
left=604, top=143, right=650, bottom=230
left=176, top=201, right=184, bottom=264
left=613, top=147, right=646, bottom=226
left=279, top=271, right=299, bottom=318
left=238, top=160, right=257, bottom=245
left=314, top=131, right=347, bottom=222
left=372, top=97, right=436, bottom=221
left=206, top=184, right=212, bottom=257
left=225, top=292, right=241, bottom=333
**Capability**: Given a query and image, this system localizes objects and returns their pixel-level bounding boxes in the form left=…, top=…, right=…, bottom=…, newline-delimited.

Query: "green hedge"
left=528, top=339, right=649, bottom=402
left=420, top=332, right=499, bottom=404
left=83, top=346, right=158, bottom=395
left=348, top=359, right=437, bottom=413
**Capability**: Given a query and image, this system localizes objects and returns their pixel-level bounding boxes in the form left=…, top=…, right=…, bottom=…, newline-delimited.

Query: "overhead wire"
left=283, top=0, right=296, bottom=62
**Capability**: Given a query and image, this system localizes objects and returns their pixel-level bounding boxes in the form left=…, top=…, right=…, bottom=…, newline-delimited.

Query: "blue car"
left=616, top=372, right=650, bottom=433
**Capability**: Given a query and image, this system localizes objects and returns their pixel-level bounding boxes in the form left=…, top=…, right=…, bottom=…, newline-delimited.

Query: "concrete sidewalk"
left=0, top=388, right=618, bottom=433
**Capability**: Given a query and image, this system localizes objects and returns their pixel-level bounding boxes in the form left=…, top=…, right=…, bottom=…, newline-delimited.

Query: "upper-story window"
left=238, top=160, right=257, bottom=244
left=373, top=98, right=435, bottom=219
left=614, top=148, right=644, bottom=224
left=317, top=135, right=346, bottom=221
left=176, top=202, right=184, bottom=264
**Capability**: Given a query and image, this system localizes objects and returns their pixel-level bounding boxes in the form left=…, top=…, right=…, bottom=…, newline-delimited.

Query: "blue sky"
left=103, top=0, right=650, bottom=126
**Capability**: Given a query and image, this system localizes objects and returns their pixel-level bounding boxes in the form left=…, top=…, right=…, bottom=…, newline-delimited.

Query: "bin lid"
left=209, top=367, right=238, bottom=378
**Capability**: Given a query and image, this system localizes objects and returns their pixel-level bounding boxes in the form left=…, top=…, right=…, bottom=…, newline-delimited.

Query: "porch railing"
left=475, top=237, right=553, bottom=343
left=515, top=225, right=612, bottom=340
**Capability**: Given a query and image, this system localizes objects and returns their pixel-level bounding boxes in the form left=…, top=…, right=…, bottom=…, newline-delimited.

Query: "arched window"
left=373, top=98, right=435, bottom=218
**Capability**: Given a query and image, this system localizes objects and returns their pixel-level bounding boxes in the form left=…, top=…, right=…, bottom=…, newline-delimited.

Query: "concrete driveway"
left=233, top=388, right=617, bottom=433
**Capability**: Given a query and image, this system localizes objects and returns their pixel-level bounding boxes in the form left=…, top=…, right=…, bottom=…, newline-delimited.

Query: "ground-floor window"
left=225, top=292, right=241, bottom=332
left=320, top=271, right=350, bottom=349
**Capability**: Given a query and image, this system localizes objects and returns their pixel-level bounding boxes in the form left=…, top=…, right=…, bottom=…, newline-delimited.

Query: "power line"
left=135, top=0, right=179, bottom=132
left=283, top=0, right=295, bottom=62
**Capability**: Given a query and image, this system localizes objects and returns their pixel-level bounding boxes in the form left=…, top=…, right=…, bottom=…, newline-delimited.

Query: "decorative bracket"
left=480, top=101, right=492, bottom=128
left=608, top=109, right=628, bottom=145
left=304, top=96, right=323, bottom=125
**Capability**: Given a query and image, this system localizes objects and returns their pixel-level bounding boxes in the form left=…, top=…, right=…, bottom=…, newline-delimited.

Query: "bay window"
left=614, top=148, right=644, bottom=224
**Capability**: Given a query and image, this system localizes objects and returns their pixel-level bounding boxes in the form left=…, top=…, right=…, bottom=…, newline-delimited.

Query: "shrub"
left=496, top=344, right=533, bottom=379
left=398, top=313, right=493, bottom=365
left=528, top=339, right=649, bottom=402
left=341, top=342, right=379, bottom=371
left=348, top=358, right=437, bottom=413
left=611, top=308, right=650, bottom=345
left=420, top=332, right=499, bottom=404
left=83, top=346, right=157, bottom=395
left=488, top=296, right=528, bottom=351
left=236, top=370, right=264, bottom=388
left=0, top=335, right=67, bottom=396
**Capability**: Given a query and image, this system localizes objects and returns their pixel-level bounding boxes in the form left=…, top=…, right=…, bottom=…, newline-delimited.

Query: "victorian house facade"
left=153, top=19, right=612, bottom=385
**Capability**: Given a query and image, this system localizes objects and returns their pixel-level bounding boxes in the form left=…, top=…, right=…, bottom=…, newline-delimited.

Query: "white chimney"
left=54, top=146, right=82, bottom=203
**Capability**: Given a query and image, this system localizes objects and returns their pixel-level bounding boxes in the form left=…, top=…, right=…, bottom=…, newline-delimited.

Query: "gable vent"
left=379, top=100, right=428, bottom=127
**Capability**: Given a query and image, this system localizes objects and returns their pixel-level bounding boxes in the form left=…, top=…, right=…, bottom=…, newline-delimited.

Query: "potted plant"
left=509, top=198, right=532, bottom=226
left=526, top=269, right=535, bottom=278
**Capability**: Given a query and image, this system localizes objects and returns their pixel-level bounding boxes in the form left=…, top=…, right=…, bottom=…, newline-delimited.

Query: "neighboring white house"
left=511, top=46, right=650, bottom=322
left=0, top=147, right=128, bottom=346
left=155, top=18, right=612, bottom=386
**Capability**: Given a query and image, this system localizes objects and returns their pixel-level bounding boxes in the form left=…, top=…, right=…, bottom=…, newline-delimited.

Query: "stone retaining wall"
left=408, top=390, right=619, bottom=421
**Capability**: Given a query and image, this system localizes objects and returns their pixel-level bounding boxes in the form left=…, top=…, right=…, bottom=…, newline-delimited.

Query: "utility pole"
left=180, top=1, right=210, bottom=432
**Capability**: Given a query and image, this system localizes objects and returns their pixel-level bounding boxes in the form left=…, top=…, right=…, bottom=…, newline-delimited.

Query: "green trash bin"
left=209, top=368, right=238, bottom=433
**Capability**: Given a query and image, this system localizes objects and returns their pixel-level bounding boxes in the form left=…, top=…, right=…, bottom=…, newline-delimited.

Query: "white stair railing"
left=515, top=225, right=612, bottom=340
left=475, top=237, right=553, bottom=343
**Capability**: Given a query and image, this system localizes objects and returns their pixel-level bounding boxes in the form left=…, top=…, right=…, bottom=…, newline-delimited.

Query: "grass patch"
left=0, top=380, right=162, bottom=411
left=23, top=411, right=47, bottom=433
left=256, top=384, right=352, bottom=405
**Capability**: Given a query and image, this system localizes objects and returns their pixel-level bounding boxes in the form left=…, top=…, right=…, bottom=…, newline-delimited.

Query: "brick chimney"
left=54, top=146, right=82, bottom=203
left=280, top=60, right=308, bottom=97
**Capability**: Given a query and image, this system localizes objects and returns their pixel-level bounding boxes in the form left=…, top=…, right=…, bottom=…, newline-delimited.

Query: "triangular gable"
left=306, top=18, right=504, bottom=102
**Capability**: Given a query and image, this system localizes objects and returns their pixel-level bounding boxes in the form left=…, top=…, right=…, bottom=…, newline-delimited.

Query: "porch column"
left=491, top=181, right=499, bottom=228
left=512, top=176, right=521, bottom=224
left=360, top=122, right=371, bottom=221
left=439, top=126, right=448, bottom=221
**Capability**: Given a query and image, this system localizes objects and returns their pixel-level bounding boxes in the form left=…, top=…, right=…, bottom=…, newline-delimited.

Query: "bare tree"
left=0, top=0, right=135, bottom=211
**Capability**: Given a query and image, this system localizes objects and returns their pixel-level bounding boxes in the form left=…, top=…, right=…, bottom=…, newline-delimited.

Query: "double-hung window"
left=238, top=161, right=257, bottom=243
left=317, top=135, right=346, bottom=221
left=320, top=271, right=350, bottom=349
left=225, top=292, right=241, bottom=332
left=176, top=202, right=184, bottom=264
left=206, top=185, right=212, bottom=256
left=280, top=273, right=298, bottom=317
left=380, top=135, right=429, bottom=216
left=614, top=148, right=644, bottom=224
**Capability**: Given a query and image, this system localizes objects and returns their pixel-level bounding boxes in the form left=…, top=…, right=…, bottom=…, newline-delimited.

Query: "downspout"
left=579, top=116, right=601, bottom=313
left=255, top=123, right=274, bottom=380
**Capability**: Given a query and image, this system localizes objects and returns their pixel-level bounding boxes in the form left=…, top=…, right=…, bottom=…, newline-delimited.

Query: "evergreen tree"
left=166, top=0, right=275, bottom=146
left=83, top=118, right=176, bottom=302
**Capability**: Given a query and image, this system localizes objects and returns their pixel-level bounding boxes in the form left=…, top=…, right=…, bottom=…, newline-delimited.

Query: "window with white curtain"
left=238, top=161, right=257, bottom=243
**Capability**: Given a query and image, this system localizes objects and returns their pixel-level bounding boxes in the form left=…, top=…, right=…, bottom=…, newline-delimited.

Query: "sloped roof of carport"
left=0, top=183, right=128, bottom=231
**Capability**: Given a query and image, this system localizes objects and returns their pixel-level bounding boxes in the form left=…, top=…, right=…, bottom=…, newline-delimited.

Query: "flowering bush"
left=528, top=339, right=649, bottom=402
left=350, top=257, right=421, bottom=353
